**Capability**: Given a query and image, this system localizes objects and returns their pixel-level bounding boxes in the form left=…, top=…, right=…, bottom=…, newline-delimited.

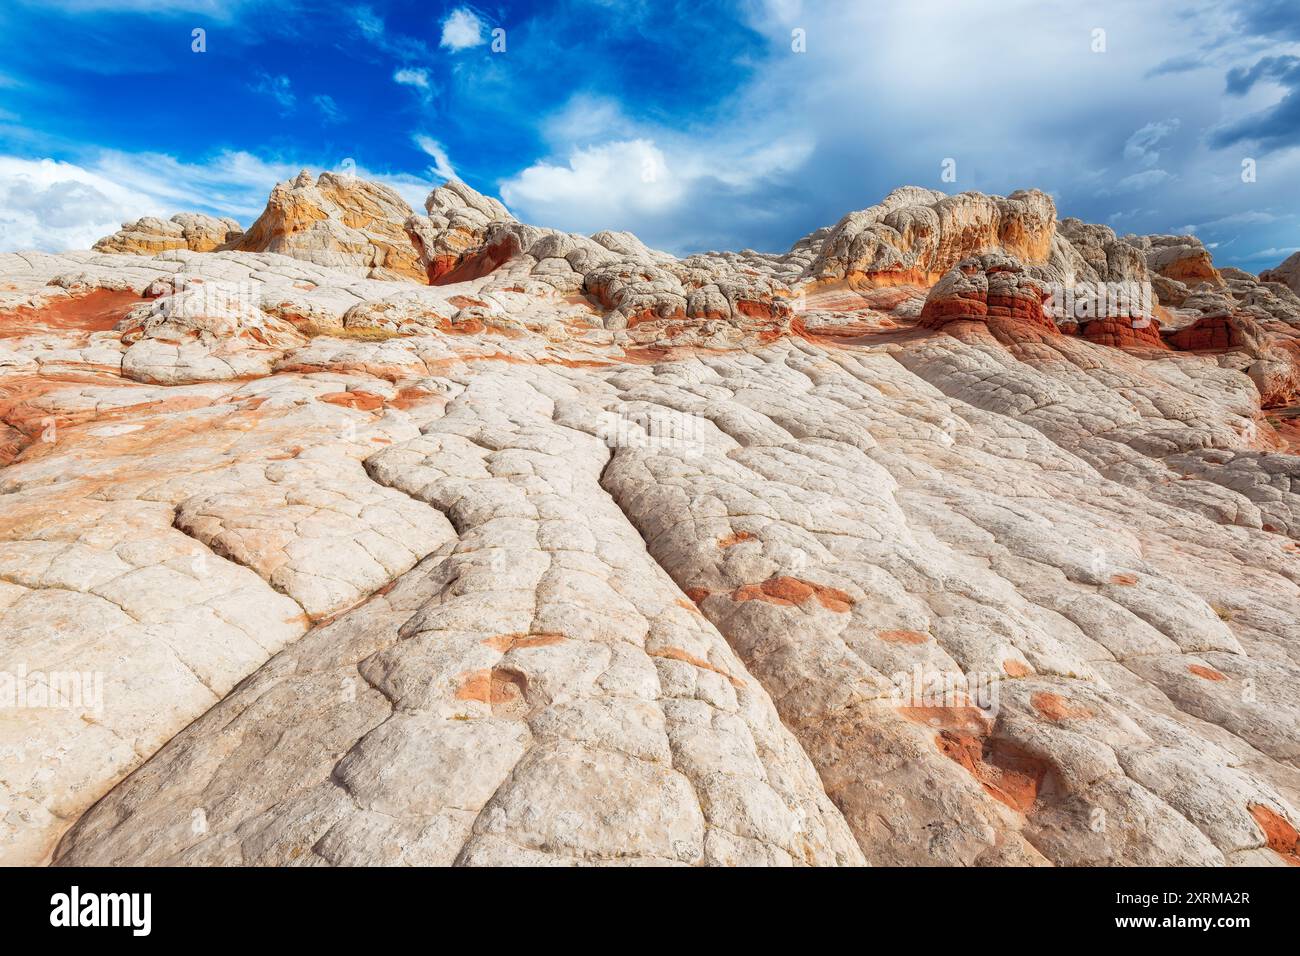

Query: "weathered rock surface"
left=224, top=171, right=427, bottom=282
left=1, top=178, right=1298, bottom=868
left=1261, top=251, right=1300, bottom=297
left=1129, top=234, right=1224, bottom=289
left=94, top=213, right=244, bottom=256
left=808, top=187, right=1059, bottom=285
left=404, top=180, right=516, bottom=283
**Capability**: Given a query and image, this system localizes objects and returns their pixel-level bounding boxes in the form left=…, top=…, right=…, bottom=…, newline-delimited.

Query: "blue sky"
left=1, top=0, right=1298, bottom=270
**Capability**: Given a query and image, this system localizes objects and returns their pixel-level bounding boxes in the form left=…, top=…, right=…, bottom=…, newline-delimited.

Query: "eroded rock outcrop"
left=117, top=278, right=306, bottom=384
left=919, top=254, right=1058, bottom=336
left=1261, top=251, right=1300, bottom=297
left=1131, top=234, right=1224, bottom=288
left=404, top=180, right=516, bottom=283
left=225, top=171, right=427, bottom=282
left=1056, top=218, right=1150, bottom=287
left=807, top=187, right=1058, bottom=285
left=2, top=177, right=1299, bottom=869
left=94, top=213, right=244, bottom=255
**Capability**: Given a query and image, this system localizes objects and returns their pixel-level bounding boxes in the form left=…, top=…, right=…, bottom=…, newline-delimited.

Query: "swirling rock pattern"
left=1, top=178, right=1298, bottom=867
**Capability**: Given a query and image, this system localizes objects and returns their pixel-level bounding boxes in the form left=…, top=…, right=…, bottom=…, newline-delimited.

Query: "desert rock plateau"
left=1, top=172, right=1298, bottom=867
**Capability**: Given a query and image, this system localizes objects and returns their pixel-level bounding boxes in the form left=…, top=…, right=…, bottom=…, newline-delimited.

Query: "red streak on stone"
left=732, top=575, right=854, bottom=612
left=0, top=289, right=144, bottom=339
left=1247, top=804, right=1300, bottom=865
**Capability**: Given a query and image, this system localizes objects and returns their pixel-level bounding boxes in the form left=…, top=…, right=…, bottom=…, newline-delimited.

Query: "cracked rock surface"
left=1, top=178, right=1298, bottom=867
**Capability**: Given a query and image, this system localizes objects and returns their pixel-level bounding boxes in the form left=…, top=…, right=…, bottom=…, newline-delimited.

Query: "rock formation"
left=1131, top=234, right=1224, bottom=288
left=1261, top=251, right=1300, bottom=297
left=1, top=177, right=1298, bottom=868
left=807, top=187, right=1059, bottom=285
left=403, top=180, right=516, bottom=283
left=94, top=212, right=244, bottom=255
left=223, top=170, right=428, bottom=282
left=919, top=253, right=1059, bottom=336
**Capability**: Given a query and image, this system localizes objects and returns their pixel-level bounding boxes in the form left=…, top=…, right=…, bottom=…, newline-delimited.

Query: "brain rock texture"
left=0, top=174, right=1298, bottom=868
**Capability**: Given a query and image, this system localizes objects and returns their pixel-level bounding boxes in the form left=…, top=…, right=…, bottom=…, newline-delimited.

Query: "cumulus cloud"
left=501, top=140, right=682, bottom=224
left=0, top=150, right=435, bottom=252
left=8, top=0, right=1300, bottom=268
left=487, top=0, right=1300, bottom=261
left=86, top=149, right=302, bottom=218
left=0, top=156, right=166, bottom=251
left=499, top=127, right=812, bottom=251
left=440, top=8, right=486, bottom=52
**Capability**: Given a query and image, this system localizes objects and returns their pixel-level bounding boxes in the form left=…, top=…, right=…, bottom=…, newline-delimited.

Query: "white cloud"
left=352, top=5, right=384, bottom=41
left=1104, top=169, right=1175, bottom=194
left=393, top=68, right=430, bottom=90
left=541, top=95, right=636, bottom=147
left=12, top=0, right=1298, bottom=267
left=0, top=150, right=437, bottom=253
left=86, top=150, right=301, bottom=218
left=440, top=8, right=486, bottom=51
left=392, top=68, right=437, bottom=105
left=1123, top=119, right=1181, bottom=167
left=501, top=140, right=683, bottom=228
left=499, top=132, right=811, bottom=246
left=517, top=0, right=1291, bottom=261
left=1245, top=245, right=1300, bottom=262
left=0, top=156, right=167, bottom=252
left=414, top=135, right=456, bottom=182
left=498, top=80, right=816, bottom=250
